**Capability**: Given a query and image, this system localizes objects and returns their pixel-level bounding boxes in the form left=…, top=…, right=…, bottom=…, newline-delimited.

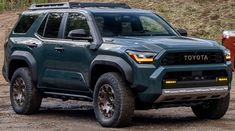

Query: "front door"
left=52, top=12, right=94, bottom=92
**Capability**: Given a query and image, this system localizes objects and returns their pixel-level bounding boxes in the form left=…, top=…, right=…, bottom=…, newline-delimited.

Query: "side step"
left=43, top=91, right=93, bottom=102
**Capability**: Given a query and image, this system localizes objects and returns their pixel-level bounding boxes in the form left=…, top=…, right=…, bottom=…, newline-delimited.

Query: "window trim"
left=60, top=13, right=68, bottom=39
left=37, top=14, right=49, bottom=37
left=35, top=10, right=102, bottom=49
left=35, top=33, right=91, bottom=45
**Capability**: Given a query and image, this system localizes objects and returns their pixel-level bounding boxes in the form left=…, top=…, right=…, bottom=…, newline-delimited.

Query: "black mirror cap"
left=177, top=28, right=188, bottom=36
left=68, top=29, right=93, bottom=41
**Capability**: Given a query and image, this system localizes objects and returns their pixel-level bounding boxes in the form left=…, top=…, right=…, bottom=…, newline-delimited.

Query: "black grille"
left=161, top=51, right=225, bottom=65
left=163, top=70, right=228, bottom=81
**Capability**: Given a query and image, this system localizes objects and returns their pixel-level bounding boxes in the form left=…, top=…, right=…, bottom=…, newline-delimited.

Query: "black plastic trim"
left=90, top=55, right=133, bottom=84
left=9, top=51, right=37, bottom=82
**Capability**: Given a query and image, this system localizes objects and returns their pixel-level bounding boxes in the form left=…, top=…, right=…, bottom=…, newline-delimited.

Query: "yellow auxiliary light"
left=217, top=77, right=228, bottom=81
left=165, top=80, right=177, bottom=84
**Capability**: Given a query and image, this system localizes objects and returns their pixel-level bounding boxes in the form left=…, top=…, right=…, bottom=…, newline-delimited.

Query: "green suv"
left=2, top=2, right=232, bottom=127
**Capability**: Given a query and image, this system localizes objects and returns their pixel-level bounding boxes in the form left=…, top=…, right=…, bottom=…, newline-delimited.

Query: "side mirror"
left=177, top=28, right=188, bottom=36
left=68, top=29, right=93, bottom=41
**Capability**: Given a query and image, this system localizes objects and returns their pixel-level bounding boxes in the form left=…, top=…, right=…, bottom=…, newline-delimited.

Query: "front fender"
left=90, top=55, right=133, bottom=83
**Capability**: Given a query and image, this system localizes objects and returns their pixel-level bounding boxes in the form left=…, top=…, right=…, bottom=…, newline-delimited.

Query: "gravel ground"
left=0, top=12, right=235, bottom=131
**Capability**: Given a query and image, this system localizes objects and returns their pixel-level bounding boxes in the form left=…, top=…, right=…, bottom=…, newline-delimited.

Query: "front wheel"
left=191, top=93, right=230, bottom=119
left=93, top=72, right=135, bottom=127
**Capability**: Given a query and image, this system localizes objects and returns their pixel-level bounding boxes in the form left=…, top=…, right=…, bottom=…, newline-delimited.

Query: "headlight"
left=224, top=49, right=231, bottom=61
left=126, top=50, right=157, bottom=64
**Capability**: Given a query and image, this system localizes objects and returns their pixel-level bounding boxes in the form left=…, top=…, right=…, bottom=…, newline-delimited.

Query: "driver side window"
left=65, top=13, right=90, bottom=39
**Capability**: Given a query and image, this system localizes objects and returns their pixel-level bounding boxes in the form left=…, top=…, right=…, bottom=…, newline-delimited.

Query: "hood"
left=105, top=36, right=222, bottom=52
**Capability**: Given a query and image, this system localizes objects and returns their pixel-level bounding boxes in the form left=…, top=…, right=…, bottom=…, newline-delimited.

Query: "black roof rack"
left=29, top=2, right=131, bottom=10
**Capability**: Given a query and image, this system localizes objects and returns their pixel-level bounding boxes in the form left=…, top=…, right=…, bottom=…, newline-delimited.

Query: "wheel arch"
left=8, top=51, right=37, bottom=82
left=89, top=55, right=133, bottom=90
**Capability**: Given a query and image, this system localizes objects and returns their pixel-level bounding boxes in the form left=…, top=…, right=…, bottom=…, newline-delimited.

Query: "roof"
left=23, top=8, right=151, bottom=15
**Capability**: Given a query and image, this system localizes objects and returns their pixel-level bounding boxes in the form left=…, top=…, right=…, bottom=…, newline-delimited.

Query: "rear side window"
left=14, top=14, right=39, bottom=33
left=38, top=13, right=63, bottom=38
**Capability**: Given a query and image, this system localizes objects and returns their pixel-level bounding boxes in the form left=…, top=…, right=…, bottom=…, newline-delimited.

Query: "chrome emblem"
left=184, top=55, right=209, bottom=61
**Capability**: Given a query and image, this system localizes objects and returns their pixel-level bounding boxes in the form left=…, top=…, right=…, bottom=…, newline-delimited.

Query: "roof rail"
left=29, top=2, right=131, bottom=10
left=29, top=2, right=70, bottom=10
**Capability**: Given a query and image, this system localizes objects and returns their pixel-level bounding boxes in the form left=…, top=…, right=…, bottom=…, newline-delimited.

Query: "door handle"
left=27, top=42, right=38, bottom=48
left=54, top=46, right=64, bottom=53
left=24, top=41, right=40, bottom=48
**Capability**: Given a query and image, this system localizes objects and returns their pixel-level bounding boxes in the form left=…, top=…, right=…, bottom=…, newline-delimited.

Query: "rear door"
left=36, top=12, right=68, bottom=89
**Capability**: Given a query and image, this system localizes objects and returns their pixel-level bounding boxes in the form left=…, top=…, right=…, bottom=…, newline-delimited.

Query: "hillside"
left=0, top=0, right=234, bottom=42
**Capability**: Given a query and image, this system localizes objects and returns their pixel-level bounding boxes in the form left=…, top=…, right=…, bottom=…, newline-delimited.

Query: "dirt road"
left=0, top=12, right=235, bottom=131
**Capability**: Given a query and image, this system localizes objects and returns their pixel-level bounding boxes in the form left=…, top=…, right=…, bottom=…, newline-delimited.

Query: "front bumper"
left=132, top=63, right=232, bottom=103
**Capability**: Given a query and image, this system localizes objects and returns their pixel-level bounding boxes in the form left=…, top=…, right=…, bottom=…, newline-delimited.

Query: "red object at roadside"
left=223, top=30, right=235, bottom=71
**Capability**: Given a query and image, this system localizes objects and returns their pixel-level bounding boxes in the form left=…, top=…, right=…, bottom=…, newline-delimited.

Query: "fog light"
left=217, top=77, right=228, bottom=81
left=165, top=80, right=177, bottom=84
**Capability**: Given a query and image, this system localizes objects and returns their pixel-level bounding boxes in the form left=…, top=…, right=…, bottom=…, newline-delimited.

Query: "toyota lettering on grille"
left=184, top=55, right=209, bottom=61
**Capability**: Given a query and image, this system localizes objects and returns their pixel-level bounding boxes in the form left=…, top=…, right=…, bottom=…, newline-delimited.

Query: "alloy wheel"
left=98, top=84, right=115, bottom=119
left=12, top=77, right=26, bottom=106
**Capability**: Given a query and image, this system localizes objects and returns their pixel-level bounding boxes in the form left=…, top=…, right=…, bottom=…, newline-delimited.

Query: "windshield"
left=93, top=12, right=178, bottom=37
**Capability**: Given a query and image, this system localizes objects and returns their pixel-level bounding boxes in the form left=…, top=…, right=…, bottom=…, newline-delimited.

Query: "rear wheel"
left=93, top=72, right=135, bottom=127
left=10, top=67, right=42, bottom=115
left=191, top=93, right=230, bottom=119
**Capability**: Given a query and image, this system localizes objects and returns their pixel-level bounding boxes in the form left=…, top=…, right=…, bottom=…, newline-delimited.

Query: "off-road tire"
left=93, top=72, right=135, bottom=127
left=10, top=67, right=42, bottom=115
left=191, top=93, right=230, bottom=119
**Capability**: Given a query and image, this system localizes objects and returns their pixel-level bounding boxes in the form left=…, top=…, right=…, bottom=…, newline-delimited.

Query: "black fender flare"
left=89, top=55, right=133, bottom=85
left=9, top=51, right=37, bottom=82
